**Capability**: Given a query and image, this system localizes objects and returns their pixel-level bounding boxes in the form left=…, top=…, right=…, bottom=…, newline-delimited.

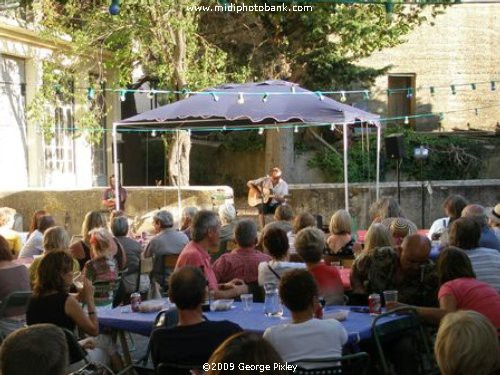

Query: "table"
left=98, top=302, right=406, bottom=346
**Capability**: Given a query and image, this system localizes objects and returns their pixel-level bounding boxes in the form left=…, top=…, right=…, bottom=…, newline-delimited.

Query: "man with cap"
left=487, top=204, right=500, bottom=243
left=247, top=167, right=289, bottom=228
left=144, top=210, right=189, bottom=287
left=461, top=204, right=500, bottom=251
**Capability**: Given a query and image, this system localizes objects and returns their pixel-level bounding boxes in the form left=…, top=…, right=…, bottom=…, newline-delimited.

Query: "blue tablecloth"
left=98, top=302, right=407, bottom=345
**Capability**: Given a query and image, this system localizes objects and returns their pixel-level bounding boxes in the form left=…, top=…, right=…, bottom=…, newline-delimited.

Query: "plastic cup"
left=383, top=290, right=398, bottom=310
left=241, top=293, right=253, bottom=311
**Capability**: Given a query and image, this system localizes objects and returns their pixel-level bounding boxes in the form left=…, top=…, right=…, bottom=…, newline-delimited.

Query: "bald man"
left=353, top=234, right=438, bottom=307
left=462, top=204, right=500, bottom=251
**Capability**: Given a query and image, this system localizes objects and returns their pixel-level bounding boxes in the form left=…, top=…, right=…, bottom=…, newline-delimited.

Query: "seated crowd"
left=0, top=194, right=499, bottom=375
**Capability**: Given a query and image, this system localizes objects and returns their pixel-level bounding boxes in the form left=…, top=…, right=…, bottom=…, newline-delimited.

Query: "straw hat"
left=487, top=204, right=500, bottom=224
left=381, top=217, right=418, bottom=234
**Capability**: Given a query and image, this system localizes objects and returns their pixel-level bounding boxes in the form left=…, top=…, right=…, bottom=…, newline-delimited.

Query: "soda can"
left=131, top=292, right=142, bottom=312
left=368, top=293, right=382, bottom=315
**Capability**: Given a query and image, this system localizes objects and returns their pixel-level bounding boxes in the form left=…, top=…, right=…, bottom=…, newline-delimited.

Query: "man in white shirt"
left=247, top=167, right=289, bottom=228
left=263, top=269, right=347, bottom=369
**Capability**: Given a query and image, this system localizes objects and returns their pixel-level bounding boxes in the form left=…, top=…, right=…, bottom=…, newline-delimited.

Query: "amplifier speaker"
left=385, top=133, right=405, bottom=159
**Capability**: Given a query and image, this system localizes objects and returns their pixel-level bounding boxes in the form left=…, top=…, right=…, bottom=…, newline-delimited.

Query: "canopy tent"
left=113, top=80, right=382, bottom=212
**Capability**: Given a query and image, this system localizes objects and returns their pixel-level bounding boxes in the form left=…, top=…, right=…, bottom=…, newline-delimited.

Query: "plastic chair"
left=0, top=290, right=32, bottom=318
left=371, top=306, right=439, bottom=375
left=290, top=352, right=370, bottom=375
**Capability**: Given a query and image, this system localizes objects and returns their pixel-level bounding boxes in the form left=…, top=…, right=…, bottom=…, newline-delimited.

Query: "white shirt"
left=249, top=176, right=289, bottom=205
left=264, top=318, right=348, bottom=368
left=258, top=260, right=306, bottom=286
left=427, top=217, right=449, bottom=240
left=18, top=230, right=43, bottom=258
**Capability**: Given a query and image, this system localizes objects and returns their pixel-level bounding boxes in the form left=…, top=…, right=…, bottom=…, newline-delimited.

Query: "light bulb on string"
left=222, top=125, right=227, bottom=131
left=294, top=126, right=299, bottom=133
left=151, top=130, right=157, bottom=137
left=187, top=129, right=192, bottom=136
left=439, top=112, right=445, bottom=121
left=491, top=81, right=496, bottom=91
left=330, top=123, right=336, bottom=131
left=363, top=90, right=370, bottom=100
left=430, top=87, right=435, bottom=96
left=404, top=116, right=409, bottom=125
left=340, top=91, right=347, bottom=102
left=119, top=89, right=126, bottom=102
left=451, top=85, right=456, bottom=95
left=291, top=86, right=296, bottom=93
left=406, top=88, right=413, bottom=99
left=315, top=92, right=324, bottom=101
left=87, top=87, right=95, bottom=101
left=258, top=127, right=264, bottom=135
left=211, top=93, right=219, bottom=102
left=147, top=89, right=156, bottom=99
left=237, top=92, right=245, bottom=104
left=471, top=83, right=476, bottom=90
left=262, top=93, right=269, bottom=103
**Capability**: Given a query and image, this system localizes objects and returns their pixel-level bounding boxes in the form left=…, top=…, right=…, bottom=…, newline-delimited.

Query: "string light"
left=222, top=125, right=227, bottom=131
left=291, top=86, right=296, bottom=93
left=151, top=130, right=157, bottom=137
left=451, top=85, right=456, bottom=95
left=258, top=127, right=264, bottom=135
left=430, top=86, right=435, bottom=96
left=406, top=88, right=413, bottom=99
left=491, top=81, right=496, bottom=91
left=119, top=89, right=126, bottom=102
left=340, top=91, right=347, bottom=102
left=330, top=123, right=336, bottom=131
left=87, top=87, right=95, bottom=101
left=363, top=90, right=370, bottom=100
left=211, top=93, right=219, bottom=102
left=187, top=129, right=192, bottom=136
left=237, top=92, right=245, bottom=104
left=262, top=93, right=269, bottom=103
left=471, top=83, right=476, bottom=90
left=147, top=89, right=156, bottom=99
left=404, top=116, right=409, bottom=125
left=294, top=126, right=299, bottom=133
left=315, top=92, right=324, bottom=101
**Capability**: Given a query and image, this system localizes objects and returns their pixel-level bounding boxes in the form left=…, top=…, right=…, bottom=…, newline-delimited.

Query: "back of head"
left=279, top=269, right=318, bottom=313
left=0, top=324, right=68, bottom=375
left=111, top=215, right=129, bottom=237
left=169, top=266, right=206, bottom=310
left=437, top=247, right=475, bottom=286
left=262, top=227, right=289, bottom=260
left=0, top=235, right=13, bottom=261
left=435, top=310, right=500, bottom=375
left=449, top=217, right=481, bottom=250
left=292, top=212, right=316, bottom=234
left=218, top=203, right=237, bottom=225
left=89, top=227, right=113, bottom=255
left=0, top=207, right=16, bottom=228
left=275, top=205, right=293, bottom=222
left=191, top=210, right=220, bottom=243
left=37, top=215, right=56, bottom=234
left=182, top=206, right=199, bottom=220
left=364, top=223, right=393, bottom=252
left=30, top=209, right=47, bottom=233
left=34, top=251, right=73, bottom=297
left=153, top=210, right=174, bottom=229
left=43, top=226, right=70, bottom=253
left=443, top=195, right=468, bottom=222
left=461, top=204, right=488, bottom=228
left=295, top=227, right=325, bottom=264
left=82, top=210, right=106, bottom=240
left=207, top=332, right=286, bottom=375
left=235, top=219, right=257, bottom=248
left=370, top=197, right=405, bottom=222
left=401, top=234, right=431, bottom=257
left=329, top=209, right=352, bottom=235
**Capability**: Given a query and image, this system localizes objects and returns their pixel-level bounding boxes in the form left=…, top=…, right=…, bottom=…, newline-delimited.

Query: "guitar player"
left=247, top=167, right=289, bottom=228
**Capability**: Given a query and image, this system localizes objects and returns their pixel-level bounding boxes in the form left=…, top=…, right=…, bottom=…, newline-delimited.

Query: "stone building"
left=357, top=3, right=500, bottom=132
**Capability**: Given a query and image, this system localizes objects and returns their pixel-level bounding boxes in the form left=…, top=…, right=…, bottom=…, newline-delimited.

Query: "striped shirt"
left=466, top=247, right=500, bottom=292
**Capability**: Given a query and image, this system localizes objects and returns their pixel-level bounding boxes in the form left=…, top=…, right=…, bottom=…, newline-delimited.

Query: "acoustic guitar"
left=247, top=187, right=290, bottom=207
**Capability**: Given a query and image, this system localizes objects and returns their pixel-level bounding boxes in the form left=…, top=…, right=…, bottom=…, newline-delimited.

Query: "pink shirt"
left=439, top=278, right=500, bottom=327
left=213, top=247, right=271, bottom=284
left=176, top=241, right=219, bottom=290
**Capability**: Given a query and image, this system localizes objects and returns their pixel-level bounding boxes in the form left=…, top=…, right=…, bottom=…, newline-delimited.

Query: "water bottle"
left=264, top=283, right=283, bottom=317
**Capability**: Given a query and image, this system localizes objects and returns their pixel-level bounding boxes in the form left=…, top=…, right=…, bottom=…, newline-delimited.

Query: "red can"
left=368, top=293, right=382, bottom=314
left=131, top=292, right=142, bottom=312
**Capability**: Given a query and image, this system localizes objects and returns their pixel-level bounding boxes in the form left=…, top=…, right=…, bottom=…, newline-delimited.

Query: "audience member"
left=218, top=203, right=237, bottom=250
left=428, top=195, right=467, bottom=241
left=18, top=214, right=55, bottom=258
left=258, top=227, right=305, bottom=286
left=295, top=227, right=343, bottom=305
left=0, top=207, right=22, bottom=255
left=70, top=210, right=110, bottom=269
left=386, top=217, right=417, bottom=246
left=263, top=269, right=347, bottom=368
left=29, top=226, right=79, bottom=286
left=207, top=332, right=287, bottom=375
left=144, top=210, right=188, bottom=286
left=448, top=217, right=500, bottom=291
left=369, top=196, right=405, bottom=223
left=461, top=204, right=500, bottom=250
left=0, top=324, right=68, bottom=375
left=150, top=266, right=242, bottom=370
left=26, top=209, right=47, bottom=239
left=487, top=204, right=500, bottom=243
left=435, top=311, right=500, bottom=375
left=176, top=210, right=248, bottom=299
left=213, top=219, right=270, bottom=284
left=326, top=209, right=359, bottom=256
left=261, top=205, right=294, bottom=237
left=180, top=206, right=198, bottom=240
left=27, top=251, right=120, bottom=369
left=351, top=234, right=438, bottom=306
left=363, top=223, right=393, bottom=254
left=288, top=212, right=316, bottom=255
left=83, top=228, right=119, bottom=305
left=111, top=216, right=142, bottom=294
left=410, top=247, right=500, bottom=327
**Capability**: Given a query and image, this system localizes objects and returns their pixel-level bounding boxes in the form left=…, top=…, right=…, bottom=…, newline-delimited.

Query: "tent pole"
left=343, top=122, right=349, bottom=212
left=112, top=122, right=120, bottom=211
left=376, top=125, right=381, bottom=201
left=176, top=129, right=182, bottom=227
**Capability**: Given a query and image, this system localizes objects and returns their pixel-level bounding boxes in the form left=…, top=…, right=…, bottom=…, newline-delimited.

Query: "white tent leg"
left=112, top=122, right=120, bottom=211
left=376, top=125, right=381, bottom=201
left=343, top=122, right=349, bottom=212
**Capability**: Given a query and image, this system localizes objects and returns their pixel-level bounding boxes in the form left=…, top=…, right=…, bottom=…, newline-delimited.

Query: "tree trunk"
left=265, top=128, right=295, bottom=182
left=168, top=130, right=191, bottom=186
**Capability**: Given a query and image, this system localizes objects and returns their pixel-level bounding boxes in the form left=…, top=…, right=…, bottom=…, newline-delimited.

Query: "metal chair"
left=0, top=291, right=32, bottom=342
left=371, top=306, right=439, bottom=375
left=290, top=352, right=370, bottom=375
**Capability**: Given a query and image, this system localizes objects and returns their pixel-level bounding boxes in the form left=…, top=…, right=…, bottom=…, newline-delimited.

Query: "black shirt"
left=26, top=292, right=76, bottom=332
left=150, top=320, right=242, bottom=368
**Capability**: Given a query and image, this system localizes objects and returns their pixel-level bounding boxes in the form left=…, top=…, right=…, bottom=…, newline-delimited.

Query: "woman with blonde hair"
left=29, top=226, right=80, bottom=286
left=70, top=211, right=107, bottom=270
left=435, top=310, right=500, bottom=375
left=326, top=209, right=358, bottom=256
